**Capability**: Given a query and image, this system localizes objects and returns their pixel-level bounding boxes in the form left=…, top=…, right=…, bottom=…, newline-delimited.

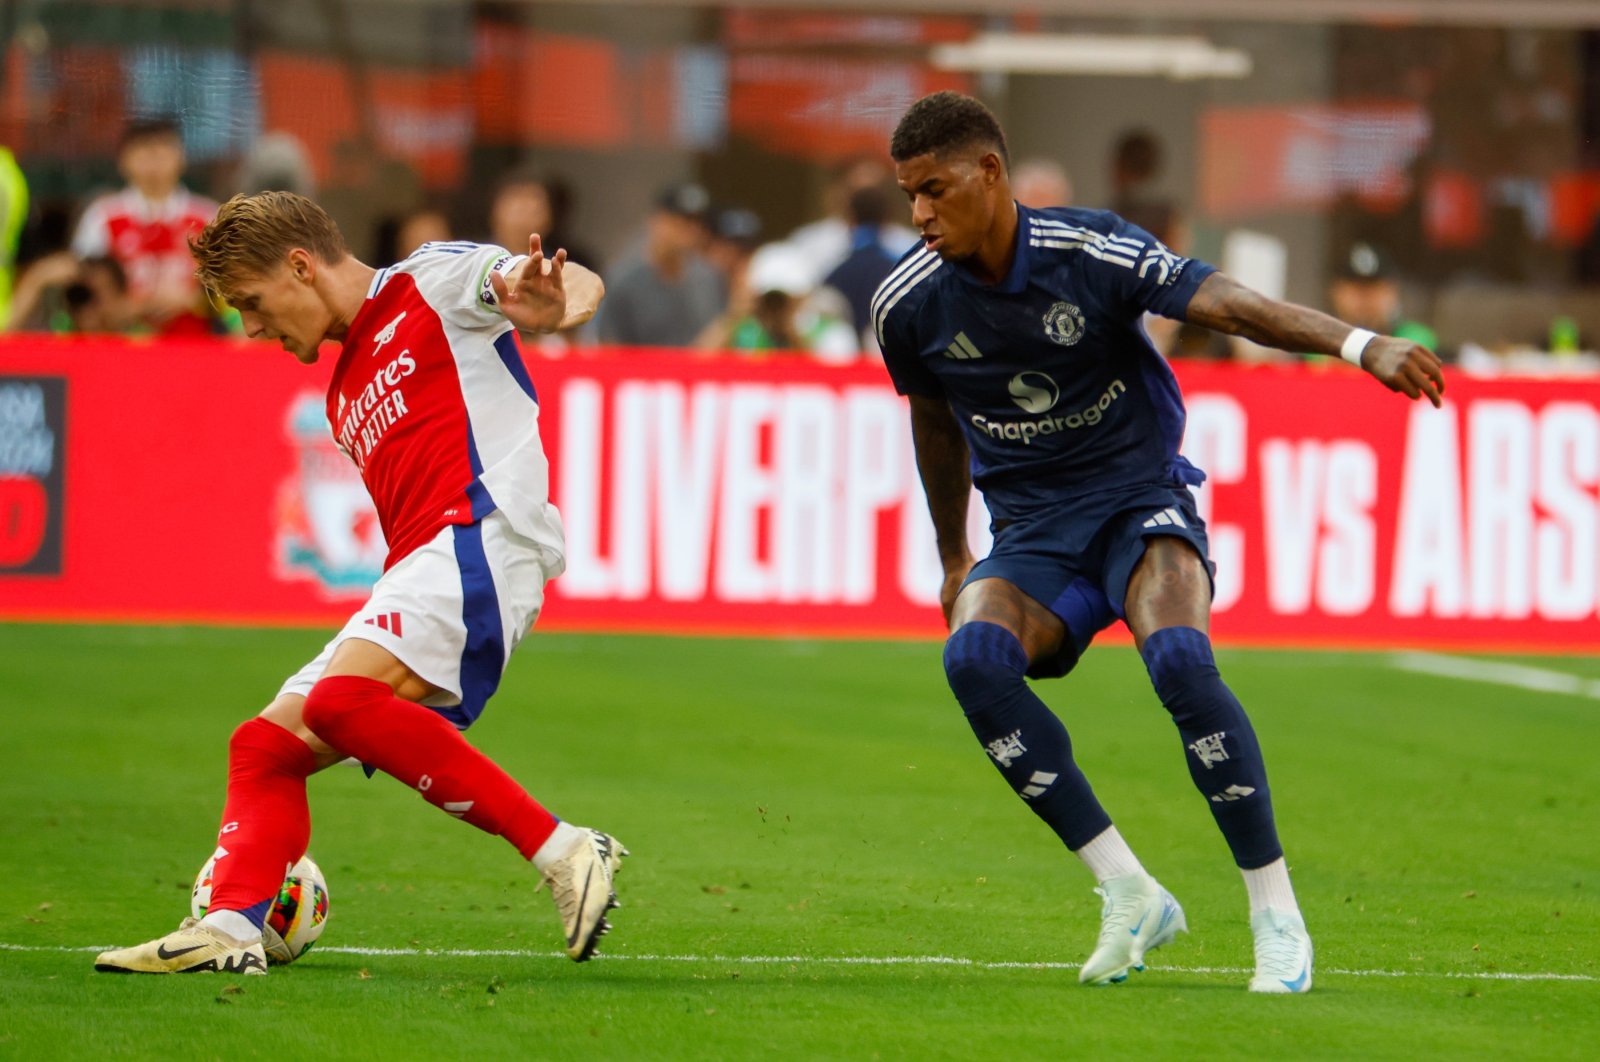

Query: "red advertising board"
left=1, top=336, right=1598, bottom=652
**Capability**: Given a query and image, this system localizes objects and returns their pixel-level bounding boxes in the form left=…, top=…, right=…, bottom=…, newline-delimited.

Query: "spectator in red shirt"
left=71, top=118, right=220, bottom=335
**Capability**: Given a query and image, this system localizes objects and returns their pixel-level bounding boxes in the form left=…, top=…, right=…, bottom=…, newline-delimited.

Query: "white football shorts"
left=278, top=508, right=564, bottom=728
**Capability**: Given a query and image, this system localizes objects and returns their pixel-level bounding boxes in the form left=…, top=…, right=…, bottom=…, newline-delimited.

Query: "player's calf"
left=1141, top=625, right=1282, bottom=869
left=943, top=621, right=1111, bottom=849
left=303, top=675, right=630, bottom=960
left=303, top=675, right=562, bottom=857
left=201, top=717, right=317, bottom=936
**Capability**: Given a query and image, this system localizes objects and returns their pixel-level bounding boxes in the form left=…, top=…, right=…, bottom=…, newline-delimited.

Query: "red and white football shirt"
left=71, top=186, right=218, bottom=333
left=325, top=242, right=565, bottom=571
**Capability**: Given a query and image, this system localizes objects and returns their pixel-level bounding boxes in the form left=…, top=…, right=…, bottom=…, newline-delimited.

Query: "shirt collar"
left=953, top=201, right=1030, bottom=294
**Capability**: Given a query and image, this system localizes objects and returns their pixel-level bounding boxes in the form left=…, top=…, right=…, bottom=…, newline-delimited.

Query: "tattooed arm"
left=908, top=394, right=976, bottom=626
left=1183, top=272, right=1445, bottom=407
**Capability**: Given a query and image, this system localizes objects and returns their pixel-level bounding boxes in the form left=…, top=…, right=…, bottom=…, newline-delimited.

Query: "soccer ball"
left=192, top=853, right=331, bottom=964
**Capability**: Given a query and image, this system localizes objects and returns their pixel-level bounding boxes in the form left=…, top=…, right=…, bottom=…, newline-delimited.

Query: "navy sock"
left=943, top=621, right=1111, bottom=850
left=1142, top=626, right=1282, bottom=869
left=239, top=897, right=272, bottom=932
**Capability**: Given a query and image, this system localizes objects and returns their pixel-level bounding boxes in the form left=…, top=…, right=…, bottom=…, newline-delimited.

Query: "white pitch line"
left=1391, top=652, right=1600, bottom=701
left=3, top=942, right=1592, bottom=982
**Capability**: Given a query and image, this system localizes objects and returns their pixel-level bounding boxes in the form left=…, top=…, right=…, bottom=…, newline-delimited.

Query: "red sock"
left=302, top=675, right=558, bottom=859
left=207, top=717, right=317, bottom=915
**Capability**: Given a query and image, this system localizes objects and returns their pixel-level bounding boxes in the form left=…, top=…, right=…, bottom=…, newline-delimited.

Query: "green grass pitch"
left=1, top=623, right=1596, bottom=1059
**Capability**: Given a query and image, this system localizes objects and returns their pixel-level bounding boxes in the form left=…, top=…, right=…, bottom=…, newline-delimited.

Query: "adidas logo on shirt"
left=364, top=611, right=404, bottom=637
left=944, top=331, right=984, bottom=360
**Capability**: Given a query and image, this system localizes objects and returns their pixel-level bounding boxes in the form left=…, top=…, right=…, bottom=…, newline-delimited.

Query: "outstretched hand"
left=1362, top=336, right=1446, bottom=408
left=488, top=234, right=569, bottom=334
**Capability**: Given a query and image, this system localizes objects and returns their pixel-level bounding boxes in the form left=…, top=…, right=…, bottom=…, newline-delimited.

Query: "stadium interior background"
left=6, top=0, right=1600, bottom=337
left=4, top=6, right=1600, bottom=1056
left=7, top=0, right=1600, bottom=645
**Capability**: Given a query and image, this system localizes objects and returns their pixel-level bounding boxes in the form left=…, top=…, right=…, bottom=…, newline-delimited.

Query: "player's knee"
left=943, top=621, right=1029, bottom=711
left=302, top=674, right=392, bottom=740
left=227, top=716, right=316, bottom=776
left=1141, top=624, right=1220, bottom=700
left=1141, top=625, right=1250, bottom=729
left=228, top=717, right=272, bottom=763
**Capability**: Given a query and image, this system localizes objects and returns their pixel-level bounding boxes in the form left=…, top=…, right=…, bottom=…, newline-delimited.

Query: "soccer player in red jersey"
left=96, top=191, right=624, bottom=975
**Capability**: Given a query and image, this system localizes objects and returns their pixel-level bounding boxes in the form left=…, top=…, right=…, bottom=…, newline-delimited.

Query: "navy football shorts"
left=962, top=480, right=1214, bottom=679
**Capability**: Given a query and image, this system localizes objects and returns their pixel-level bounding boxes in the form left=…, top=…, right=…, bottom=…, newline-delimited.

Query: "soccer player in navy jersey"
left=874, top=92, right=1444, bottom=993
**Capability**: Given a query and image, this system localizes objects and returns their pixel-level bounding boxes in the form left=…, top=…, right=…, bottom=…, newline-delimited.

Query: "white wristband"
left=1340, top=328, right=1377, bottom=366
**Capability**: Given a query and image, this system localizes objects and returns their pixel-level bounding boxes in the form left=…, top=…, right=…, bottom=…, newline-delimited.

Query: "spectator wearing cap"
left=704, top=206, right=763, bottom=300
left=695, top=241, right=857, bottom=363
left=597, top=181, right=725, bottom=348
left=1329, top=242, right=1438, bottom=352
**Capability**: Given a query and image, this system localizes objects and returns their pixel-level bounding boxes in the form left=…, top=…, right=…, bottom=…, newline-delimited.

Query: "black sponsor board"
left=0, top=375, right=66, bottom=575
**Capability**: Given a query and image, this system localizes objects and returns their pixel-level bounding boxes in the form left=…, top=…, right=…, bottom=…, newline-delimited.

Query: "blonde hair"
left=191, top=191, right=349, bottom=301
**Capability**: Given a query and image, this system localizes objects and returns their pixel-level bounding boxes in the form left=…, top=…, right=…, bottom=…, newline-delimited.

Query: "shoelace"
left=538, top=845, right=602, bottom=928
left=1093, top=887, right=1150, bottom=945
left=537, top=861, right=580, bottom=915
left=1254, top=923, right=1304, bottom=973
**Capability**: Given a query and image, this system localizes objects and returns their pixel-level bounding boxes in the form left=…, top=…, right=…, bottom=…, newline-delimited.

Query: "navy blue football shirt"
left=873, top=204, right=1217, bottom=521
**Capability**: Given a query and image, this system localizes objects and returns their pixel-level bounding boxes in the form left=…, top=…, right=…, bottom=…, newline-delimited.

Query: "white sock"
left=200, top=909, right=262, bottom=943
left=1242, top=857, right=1299, bottom=915
left=1073, top=826, right=1145, bottom=883
left=531, top=820, right=586, bottom=873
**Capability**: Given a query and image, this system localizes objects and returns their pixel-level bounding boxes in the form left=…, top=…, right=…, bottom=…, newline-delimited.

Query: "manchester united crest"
left=1043, top=301, right=1086, bottom=346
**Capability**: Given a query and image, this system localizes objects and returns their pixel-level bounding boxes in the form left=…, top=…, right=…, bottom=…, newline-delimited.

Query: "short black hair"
left=119, top=117, right=182, bottom=151
left=889, top=91, right=1009, bottom=169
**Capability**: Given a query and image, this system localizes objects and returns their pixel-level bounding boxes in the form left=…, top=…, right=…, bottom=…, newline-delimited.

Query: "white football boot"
left=538, top=828, right=628, bottom=961
left=1078, top=871, right=1187, bottom=985
left=95, top=917, right=268, bottom=975
left=1249, top=907, right=1314, bottom=994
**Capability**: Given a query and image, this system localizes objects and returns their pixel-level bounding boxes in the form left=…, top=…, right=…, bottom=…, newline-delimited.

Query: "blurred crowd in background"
left=0, top=114, right=1465, bottom=368
left=0, top=115, right=1102, bottom=364
left=4, top=2, right=1600, bottom=371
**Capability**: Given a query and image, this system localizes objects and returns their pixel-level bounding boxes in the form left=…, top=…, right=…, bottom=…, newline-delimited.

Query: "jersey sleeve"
left=876, top=301, right=944, bottom=398
left=1077, top=212, right=1216, bottom=322
left=70, top=198, right=110, bottom=258
left=407, top=242, right=528, bottom=331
